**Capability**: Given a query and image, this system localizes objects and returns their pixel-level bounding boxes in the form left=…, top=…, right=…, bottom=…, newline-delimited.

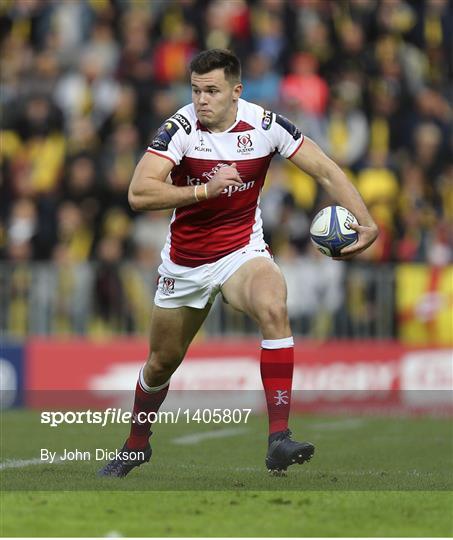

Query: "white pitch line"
left=0, top=457, right=63, bottom=470
left=171, top=427, right=249, bottom=445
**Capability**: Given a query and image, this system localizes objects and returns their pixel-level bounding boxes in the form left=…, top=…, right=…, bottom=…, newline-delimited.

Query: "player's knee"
left=145, top=349, right=183, bottom=381
left=256, top=300, right=288, bottom=330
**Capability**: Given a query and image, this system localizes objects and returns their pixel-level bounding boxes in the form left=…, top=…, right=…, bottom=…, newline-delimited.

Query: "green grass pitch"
left=1, top=410, right=452, bottom=536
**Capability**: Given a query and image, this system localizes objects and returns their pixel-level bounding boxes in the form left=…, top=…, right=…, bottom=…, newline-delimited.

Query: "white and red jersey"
left=146, top=98, right=304, bottom=267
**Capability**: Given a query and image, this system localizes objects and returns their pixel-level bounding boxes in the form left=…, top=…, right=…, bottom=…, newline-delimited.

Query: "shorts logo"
left=172, top=113, right=191, bottom=134
left=262, top=110, right=273, bottom=130
left=237, top=134, right=254, bottom=153
left=161, top=277, right=175, bottom=296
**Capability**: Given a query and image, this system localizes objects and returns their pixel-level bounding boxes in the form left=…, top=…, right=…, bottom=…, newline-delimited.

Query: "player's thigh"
left=149, top=304, right=211, bottom=360
left=220, top=257, right=288, bottom=321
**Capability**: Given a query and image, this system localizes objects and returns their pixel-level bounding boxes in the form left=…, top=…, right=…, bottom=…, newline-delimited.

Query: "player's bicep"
left=129, top=152, right=174, bottom=198
left=289, top=136, right=337, bottom=180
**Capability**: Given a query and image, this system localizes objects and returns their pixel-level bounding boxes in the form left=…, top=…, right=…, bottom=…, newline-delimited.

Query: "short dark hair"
left=189, top=49, right=241, bottom=83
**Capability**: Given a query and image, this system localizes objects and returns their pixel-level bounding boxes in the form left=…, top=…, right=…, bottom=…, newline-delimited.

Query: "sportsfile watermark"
left=40, top=408, right=252, bottom=427
left=2, top=390, right=452, bottom=492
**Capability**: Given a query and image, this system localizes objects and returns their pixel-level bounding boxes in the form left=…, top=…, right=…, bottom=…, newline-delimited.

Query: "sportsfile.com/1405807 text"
left=40, top=408, right=252, bottom=427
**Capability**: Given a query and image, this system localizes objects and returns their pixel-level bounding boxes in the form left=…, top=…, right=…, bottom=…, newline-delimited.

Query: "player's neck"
left=209, top=102, right=239, bottom=133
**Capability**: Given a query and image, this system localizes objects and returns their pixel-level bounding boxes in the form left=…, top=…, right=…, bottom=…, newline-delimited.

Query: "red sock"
left=127, top=369, right=169, bottom=450
left=260, top=337, right=294, bottom=435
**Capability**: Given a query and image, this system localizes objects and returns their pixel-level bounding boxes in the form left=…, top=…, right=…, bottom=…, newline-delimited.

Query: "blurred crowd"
left=1, top=0, right=452, bottom=270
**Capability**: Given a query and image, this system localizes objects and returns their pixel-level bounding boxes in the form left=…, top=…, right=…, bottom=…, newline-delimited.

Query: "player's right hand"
left=206, top=163, right=243, bottom=199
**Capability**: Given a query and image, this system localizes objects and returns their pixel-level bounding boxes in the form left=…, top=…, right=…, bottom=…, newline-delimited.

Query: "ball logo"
left=344, top=212, right=355, bottom=230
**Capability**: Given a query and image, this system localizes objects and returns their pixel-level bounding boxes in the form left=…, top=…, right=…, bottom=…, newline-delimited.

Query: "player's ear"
left=232, top=82, right=243, bottom=102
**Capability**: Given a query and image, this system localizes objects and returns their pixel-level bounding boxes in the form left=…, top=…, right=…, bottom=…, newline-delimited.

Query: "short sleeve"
left=264, top=112, right=305, bottom=159
left=146, top=117, right=190, bottom=166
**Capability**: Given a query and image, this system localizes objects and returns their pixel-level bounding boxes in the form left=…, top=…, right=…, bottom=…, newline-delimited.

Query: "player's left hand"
left=333, top=223, right=379, bottom=260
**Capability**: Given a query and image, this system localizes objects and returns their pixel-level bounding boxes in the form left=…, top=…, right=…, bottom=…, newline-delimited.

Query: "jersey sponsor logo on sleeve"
left=275, top=114, right=302, bottom=141
left=150, top=120, right=179, bottom=151
left=261, top=110, right=273, bottom=130
left=172, top=113, right=192, bottom=134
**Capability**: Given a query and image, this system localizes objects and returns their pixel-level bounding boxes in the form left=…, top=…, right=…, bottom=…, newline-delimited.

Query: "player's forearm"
left=128, top=179, right=202, bottom=211
left=317, top=162, right=376, bottom=228
left=291, top=137, right=376, bottom=229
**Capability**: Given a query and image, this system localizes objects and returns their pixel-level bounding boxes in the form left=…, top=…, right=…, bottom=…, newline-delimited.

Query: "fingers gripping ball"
left=310, top=206, right=358, bottom=257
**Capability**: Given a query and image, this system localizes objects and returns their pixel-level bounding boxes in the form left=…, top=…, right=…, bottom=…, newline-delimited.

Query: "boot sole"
left=266, top=443, right=315, bottom=473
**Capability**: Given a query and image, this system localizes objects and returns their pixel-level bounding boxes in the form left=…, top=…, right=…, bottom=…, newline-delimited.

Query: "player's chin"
left=199, top=117, right=213, bottom=127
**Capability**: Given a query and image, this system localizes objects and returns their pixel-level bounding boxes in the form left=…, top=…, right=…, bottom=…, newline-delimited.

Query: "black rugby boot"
left=98, top=442, right=152, bottom=478
left=266, top=429, right=314, bottom=475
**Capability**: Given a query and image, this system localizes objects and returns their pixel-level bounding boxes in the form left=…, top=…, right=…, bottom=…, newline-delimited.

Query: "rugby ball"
left=310, top=206, right=358, bottom=257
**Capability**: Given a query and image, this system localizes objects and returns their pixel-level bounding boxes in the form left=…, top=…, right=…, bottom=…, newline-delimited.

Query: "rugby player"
left=99, top=49, right=378, bottom=477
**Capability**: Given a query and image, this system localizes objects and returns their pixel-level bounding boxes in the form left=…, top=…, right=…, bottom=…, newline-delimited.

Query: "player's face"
left=191, top=69, right=242, bottom=132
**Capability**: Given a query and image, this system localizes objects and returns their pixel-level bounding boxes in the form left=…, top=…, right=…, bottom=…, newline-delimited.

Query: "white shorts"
left=155, top=242, right=272, bottom=309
